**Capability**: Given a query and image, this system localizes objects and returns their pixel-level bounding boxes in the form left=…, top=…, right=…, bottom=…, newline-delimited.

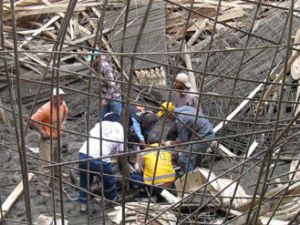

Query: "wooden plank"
left=217, top=8, right=245, bottom=22
left=258, top=44, right=300, bottom=111
left=183, top=43, right=197, bottom=90
left=20, top=15, right=60, bottom=48
left=187, top=19, right=208, bottom=40
left=0, top=173, right=34, bottom=222
left=4, top=39, right=46, bottom=70
left=0, top=98, right=10, bottom=126
left=214, top=81, right=265, bottom=133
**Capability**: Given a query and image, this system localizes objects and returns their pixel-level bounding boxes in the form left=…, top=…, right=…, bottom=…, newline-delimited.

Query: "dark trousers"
left=179, top=133, right=215, bottom=172
left=129, top=174, right=165, bottom=198
left=100, top=96, right=122, bottom=119
left=79, top=153, right=116, bottom=203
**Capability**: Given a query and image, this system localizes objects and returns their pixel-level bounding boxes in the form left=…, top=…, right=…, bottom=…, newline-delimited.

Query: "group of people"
left=29, top=51, right=215, bottom=212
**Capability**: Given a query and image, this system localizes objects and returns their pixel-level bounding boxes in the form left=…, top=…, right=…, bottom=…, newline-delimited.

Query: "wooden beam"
left=0, top=173, right=34, bottom=222
left=0, top=98, right=10, bottom=127
left=259, top=51, right=300, bottom=111
left=183, top=43, right=197, bottom=90
left=20, top=15, right=60, bottom=48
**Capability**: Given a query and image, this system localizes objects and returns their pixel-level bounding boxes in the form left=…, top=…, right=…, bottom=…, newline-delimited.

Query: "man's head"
left=87, top=50, right=101, bottom=62
left=141, top=112, right=157, bottom=129
left=52, top=88, right=65, bottom=106
left=103, top=112, right=121, bottom=123
left=103, top=112, right=133, bottom=127
left=87, top=50, right=102, bottom=70
left=174, top=73, right=191, bottom=90
left=157, top=101, right=175, bottom=119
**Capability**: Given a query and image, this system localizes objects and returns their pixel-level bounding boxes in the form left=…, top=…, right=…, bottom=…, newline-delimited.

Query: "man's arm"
left=62, top=104, right=68, bottom=124
left=61, top=104, right=69, bottom=131
left=131, top=117, right=145, bottom=143
left=134, top=153, right=144, bottom=173
left=166, top=121, right=178, bottom=141
left=177, top=121, right=190, bottom=143
left=29, top=119, right=49, bottom=139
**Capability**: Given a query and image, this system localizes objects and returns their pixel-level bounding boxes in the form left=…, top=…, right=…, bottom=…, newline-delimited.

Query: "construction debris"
left=175, top=168, right=249, bottom=209
left=34, top=214, right=69, bottom=225
left=0, top=173, right=34, bottom=222
left=1, top=0, right=300, bottom=225
left=107, top=202, right=176, bottom=225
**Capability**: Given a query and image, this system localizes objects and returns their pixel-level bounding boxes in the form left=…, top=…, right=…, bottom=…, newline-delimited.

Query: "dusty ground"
left=0, top=112, right=292, bottom=225
left=0, top=123, right=106, bottom=224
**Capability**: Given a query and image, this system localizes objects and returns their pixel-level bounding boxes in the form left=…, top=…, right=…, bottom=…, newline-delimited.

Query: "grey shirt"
left=167, top=106, right=214, bottom=142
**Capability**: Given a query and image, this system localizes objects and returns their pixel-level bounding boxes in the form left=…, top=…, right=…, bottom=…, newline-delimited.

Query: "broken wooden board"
left=289, top=156, right=300, bottom=182
left=175, top=168, right=249, bottom=209
left=0, top=98, right=10, bottom=126
left=135, top=67, right=166, bottom=87
left=107, top=202, right=176, bottom=225
left=34, top=214, right=69, bottom=225
left=0, top=173, right=34, bottom=222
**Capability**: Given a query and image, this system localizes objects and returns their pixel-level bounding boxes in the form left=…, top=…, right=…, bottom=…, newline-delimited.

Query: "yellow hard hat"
left=157, top=101, right=175, bottom=117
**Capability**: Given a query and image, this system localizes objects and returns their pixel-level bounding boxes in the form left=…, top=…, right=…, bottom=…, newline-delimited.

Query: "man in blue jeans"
left=88, top=50, right=122, bottom=118
left=78, top=113, right=124, bottom=212
left=157, top=102, right=215, bottom=172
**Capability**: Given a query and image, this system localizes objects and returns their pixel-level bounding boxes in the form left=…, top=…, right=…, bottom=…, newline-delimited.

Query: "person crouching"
left=130, top=134, right=176, bottom=200
left=78, top=113, right=124, bottom=212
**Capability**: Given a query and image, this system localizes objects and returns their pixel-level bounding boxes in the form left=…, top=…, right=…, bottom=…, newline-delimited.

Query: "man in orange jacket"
left=30, top=88, right=68, bottom=195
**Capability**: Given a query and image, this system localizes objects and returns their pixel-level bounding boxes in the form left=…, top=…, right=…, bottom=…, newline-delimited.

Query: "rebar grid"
left=1, top=0, right=300, bottom=225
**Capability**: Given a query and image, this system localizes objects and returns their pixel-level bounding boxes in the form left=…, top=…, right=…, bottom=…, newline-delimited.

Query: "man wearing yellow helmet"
left=157, top=102, right=215, bottom=172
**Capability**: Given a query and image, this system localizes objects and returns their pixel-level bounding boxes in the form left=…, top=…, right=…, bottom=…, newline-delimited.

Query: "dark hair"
left=103, top=113, right=120, bottom=122
left=142, top=112, right=157, bottom=124
left=128, top=117, right=133, bottom=127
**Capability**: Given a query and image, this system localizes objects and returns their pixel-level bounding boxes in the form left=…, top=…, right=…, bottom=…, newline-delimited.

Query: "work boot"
left=80, top=203, right=87, bottom=213
left=37, top=190, right=50, bottom=197
left=106, top=196, right=120, bottom=208
left=37, top=181, right=50, bottom=197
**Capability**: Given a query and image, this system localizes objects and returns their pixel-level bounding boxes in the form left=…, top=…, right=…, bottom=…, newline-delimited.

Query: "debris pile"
left=1, top=0, right=300, bottom=225
left=107, top=202, right=176, bottom=225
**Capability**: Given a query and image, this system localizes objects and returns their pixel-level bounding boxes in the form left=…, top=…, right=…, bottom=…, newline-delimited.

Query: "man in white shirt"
left=78, top=113, right=124, bottom=212
left=172, top=72, right=199, bottom=108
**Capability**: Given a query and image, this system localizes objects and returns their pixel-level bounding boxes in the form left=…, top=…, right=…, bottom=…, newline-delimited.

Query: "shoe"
left=37, top=190, right=50, bottom=197
left=54, top=172, right=69, bottom=178
left=106, top=196, right=119, bottom=208
left=62, top=172, right=69, bottom=178
left=80, top=203, right=87, bottom=213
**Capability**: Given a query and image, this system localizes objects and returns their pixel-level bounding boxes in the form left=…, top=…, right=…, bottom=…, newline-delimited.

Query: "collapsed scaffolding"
left=1, top=0, right=300, bottom=224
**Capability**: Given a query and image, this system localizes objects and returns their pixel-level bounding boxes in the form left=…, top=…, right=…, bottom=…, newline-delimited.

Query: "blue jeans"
left=179, top=133, right=215, bottom=172
left=101, top=96, right=122, bottom=119
left=79, top=153, right=116, bottom=203
left=129, top=174, right=165, bottom=197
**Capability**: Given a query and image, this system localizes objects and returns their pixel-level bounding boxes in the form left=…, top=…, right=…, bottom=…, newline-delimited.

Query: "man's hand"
left=101, top=99, right=108, bottom=107
left=165, top=140, right=176, bottom=146
left=134, top=161, right=143, bottom=173
left=41, top=130, right=49, bottom=140
left=140, top=141, right=146, bottom=149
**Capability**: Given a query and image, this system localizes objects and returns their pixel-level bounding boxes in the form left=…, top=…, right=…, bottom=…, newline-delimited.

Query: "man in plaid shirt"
left=88, top=51, right=122, bottom=118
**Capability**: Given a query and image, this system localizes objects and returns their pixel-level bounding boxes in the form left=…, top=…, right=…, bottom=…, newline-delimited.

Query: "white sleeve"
left=118, top=126, right=124, bottom=152
left=118, top=143, right=124, bottom=152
